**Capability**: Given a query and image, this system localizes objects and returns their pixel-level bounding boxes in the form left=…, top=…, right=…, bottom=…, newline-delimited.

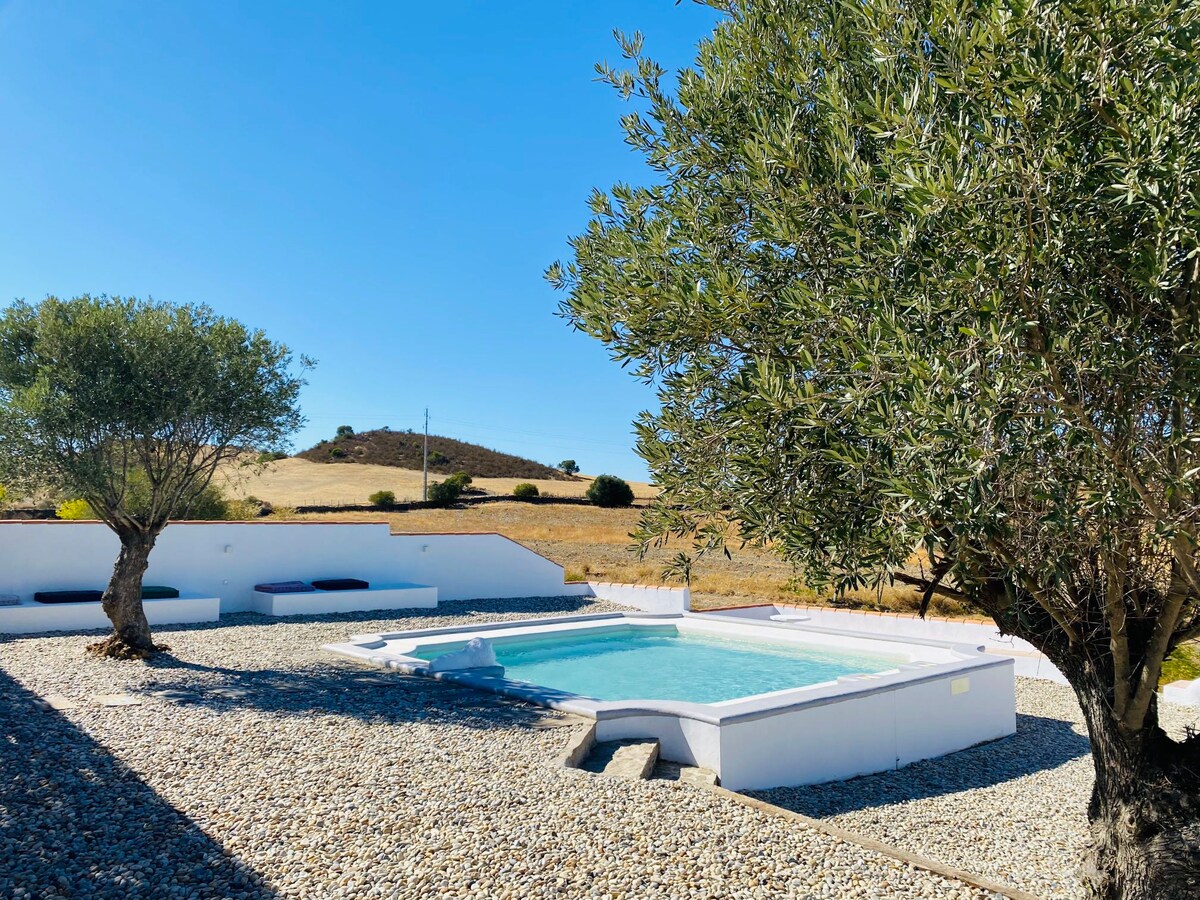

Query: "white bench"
left=248, top=583, right=438, bottom=617
left=0, top=593, right=221, bottom=635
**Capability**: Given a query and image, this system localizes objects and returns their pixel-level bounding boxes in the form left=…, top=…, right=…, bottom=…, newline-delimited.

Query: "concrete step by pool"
left=581, top=738, right=660, bottom=780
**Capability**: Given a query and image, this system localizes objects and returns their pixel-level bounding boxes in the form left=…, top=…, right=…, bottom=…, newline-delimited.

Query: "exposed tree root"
left=86, top=634, right=170, bottom=660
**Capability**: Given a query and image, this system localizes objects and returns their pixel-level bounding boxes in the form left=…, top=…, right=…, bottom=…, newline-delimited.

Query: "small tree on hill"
left=426, top=479, right=462, bottom=507
left=553, top=3, right=1200, bottom=896
left=559, top=459, right=580, bottom=476
left=0, top=296, right=307, bottom=658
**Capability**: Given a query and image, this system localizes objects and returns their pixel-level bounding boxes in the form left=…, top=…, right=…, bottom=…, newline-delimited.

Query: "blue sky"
left=0, top=1, right=723, bottom=481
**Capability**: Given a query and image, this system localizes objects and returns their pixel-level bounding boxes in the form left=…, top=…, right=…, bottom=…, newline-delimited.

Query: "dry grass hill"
left=295, top=428, right=568, bottom=480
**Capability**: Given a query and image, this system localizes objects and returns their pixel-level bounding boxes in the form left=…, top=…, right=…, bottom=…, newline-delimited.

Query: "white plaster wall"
left=716, top=662, right=1016, bottom=791
left=586, top=582, right=690, bottom=614
left=0, top=522, right=588, bottom=613
left=0, top=594, right=220, bottom=634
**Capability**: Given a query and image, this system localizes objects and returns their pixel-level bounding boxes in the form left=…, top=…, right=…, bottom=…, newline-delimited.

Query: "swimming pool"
left=324, top=612, right=1016, bottom=789
left=415, top=625, right=908, bottom=704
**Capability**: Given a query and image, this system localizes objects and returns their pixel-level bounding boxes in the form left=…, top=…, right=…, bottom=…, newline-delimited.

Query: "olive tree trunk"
left=1066, top=663, right=1200, bottom=899
left=88, top=529, right=164, bottom=659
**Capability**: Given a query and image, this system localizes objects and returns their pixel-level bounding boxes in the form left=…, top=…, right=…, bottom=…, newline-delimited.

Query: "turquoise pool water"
left=417, top=626, right=907, bottom=704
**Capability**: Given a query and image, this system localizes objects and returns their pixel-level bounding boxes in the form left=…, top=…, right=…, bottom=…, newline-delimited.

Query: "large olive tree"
left=552, top=1, right=1200, bottom=896
left=0, top=296, right=307, bottom=658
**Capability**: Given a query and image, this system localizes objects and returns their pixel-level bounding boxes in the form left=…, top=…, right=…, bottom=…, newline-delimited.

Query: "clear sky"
left=0, top=1, right=723, bottom=481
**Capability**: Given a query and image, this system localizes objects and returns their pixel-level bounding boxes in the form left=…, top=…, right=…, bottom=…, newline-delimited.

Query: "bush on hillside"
left=586, top=475, right=634, bottom=508
left=186, top=484, right=232, bottom=520
left=369, top=490, right=396, bottom=508
left=56, top=498, right=94, bottom=520
left=559, top=459, right=580, bottom=475
left=445, top=471, right=472, bottom=491
left=427, top=450, right=447, bottom=465
left=426, top=480, right=462, bottom=507
left=336, top=425, right=355, bottom=437
left=512, top=482, right=539, bottom=500
left=256, top=450, right=288, bottom=463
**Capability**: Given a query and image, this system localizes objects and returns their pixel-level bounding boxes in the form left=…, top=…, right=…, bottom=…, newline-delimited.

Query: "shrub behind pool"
left=586, top=475, right=634, bottom=508
left=368, top=490, right=395, bottom=508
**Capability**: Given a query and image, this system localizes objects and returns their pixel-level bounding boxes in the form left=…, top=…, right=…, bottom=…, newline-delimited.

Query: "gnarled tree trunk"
left=88, top=529, right=165, bottom=659
left=1067, top=663, right=1200, bottom=899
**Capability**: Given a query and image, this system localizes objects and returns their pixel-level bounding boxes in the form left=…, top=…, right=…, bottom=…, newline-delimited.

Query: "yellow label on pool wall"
left=951, top=677, right=971, bottom=695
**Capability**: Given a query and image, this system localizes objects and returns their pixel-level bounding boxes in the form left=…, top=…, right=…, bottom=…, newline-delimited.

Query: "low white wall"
left=0, top=594, right=220, bottom=634
left=586, top=582, right=690, bottom=614
left=0, top=522, right=588, bottom=615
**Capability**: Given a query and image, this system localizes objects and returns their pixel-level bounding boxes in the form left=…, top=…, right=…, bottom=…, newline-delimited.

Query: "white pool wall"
left=597, top=657, right=1016, bottom=790
left=706, top=603, right=1067, bottom=684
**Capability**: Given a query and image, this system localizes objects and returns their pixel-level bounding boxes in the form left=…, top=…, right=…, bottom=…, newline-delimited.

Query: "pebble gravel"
left=754, top=678, right=1200, bottom=900
left=0, top=597, right=1004, bottom=899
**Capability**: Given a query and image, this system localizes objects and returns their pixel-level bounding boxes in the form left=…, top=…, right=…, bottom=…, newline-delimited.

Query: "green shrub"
left=369, top=490, right=396, bottom=508
left=336, top=425, right=355, bottom=437
left=56, top=498, right=94, bottom=519
left=559, top=459, right=580, bottom=475
left=513, top=483, right=539, bottom=500
left=255, top=450, right=288, bottom=463
left=56, top=482, right=232, bottom=520
left=428, top=450, right=447, bottom=465
left=445, top=471, right=472, bottom=491
left=184, top=484, right=231, bottom=520
left=330, top=446, right=346, bottom=458
left=586, top=474, right=634, bottom=508
left=426, top=480, right=462, bottom=506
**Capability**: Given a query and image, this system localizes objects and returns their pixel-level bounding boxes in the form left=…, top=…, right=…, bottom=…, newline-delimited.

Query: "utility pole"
left=422, top=408, right=429, bottom=502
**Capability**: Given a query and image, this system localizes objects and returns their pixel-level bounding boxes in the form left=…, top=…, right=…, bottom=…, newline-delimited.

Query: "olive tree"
left=0, top=296, right=307, bottom=659
left=551, top=1, right=1200, bottom=896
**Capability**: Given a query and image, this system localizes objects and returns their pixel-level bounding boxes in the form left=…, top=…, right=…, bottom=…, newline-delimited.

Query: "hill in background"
left=295, top=428, right=570, bottom=480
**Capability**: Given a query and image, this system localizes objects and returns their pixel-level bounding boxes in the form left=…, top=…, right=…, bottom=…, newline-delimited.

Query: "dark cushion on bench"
left=34, top=590, right=104, bottom=604
left=254, top=581, right=315, bottom=594
left=311, top=578, right=370, bottom=591
left=141, top=585, right=180, bottom=600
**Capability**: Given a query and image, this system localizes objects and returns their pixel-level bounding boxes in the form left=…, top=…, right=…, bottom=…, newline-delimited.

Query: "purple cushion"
left=254, top=581, right=315, bottom=594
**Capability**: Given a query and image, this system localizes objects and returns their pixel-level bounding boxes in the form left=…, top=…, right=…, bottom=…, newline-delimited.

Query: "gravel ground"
left=753, top=679, right=1200, bottom=900
left=1, top=597, right=996, bottom=900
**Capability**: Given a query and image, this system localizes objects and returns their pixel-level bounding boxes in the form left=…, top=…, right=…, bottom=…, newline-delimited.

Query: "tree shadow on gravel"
left=0, top=667, right=277, bottom=900
left=748, top=712, right=1092, bottom=816
left=137, top=653, right=557, bottom=732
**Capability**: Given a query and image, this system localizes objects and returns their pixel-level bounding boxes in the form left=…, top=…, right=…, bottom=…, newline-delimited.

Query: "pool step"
left=581, top=738, right=660, bottom=780
left=653, top=759, right=720, bottom=788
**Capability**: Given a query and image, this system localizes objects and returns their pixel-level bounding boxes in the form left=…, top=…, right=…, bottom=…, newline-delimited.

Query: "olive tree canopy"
left=552, top=1, right=1200, bottom=896
left=0, top=295, right=308, bottom=657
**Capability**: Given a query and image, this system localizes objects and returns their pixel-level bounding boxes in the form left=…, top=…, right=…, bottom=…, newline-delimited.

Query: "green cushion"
left=141, top=585, right=180, bottom=600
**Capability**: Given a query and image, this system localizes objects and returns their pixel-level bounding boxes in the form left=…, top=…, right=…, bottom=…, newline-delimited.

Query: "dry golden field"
left=215, top=457, right=656, bottom=507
